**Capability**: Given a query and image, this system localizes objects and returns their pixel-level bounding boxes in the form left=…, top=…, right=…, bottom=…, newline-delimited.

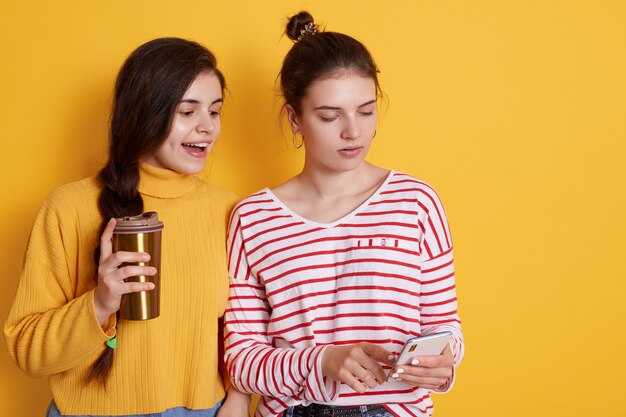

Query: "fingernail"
left=142, top=253, right=150, bottom=260
left=397, top=368, right=405, bottom=374
left=391, top=373, right=399, bottom=378
left=387, top=354, right=395, bottom=361
left=411, top=359, right=419, bottom=366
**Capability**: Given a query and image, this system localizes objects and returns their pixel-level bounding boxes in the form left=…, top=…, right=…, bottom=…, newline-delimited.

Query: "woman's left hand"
left=389, top=344, right=455, bottom=390
left=216, top=387, right=250, bottom=417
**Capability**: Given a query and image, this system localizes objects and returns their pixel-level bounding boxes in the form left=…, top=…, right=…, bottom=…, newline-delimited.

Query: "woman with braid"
left=224, top=12, right=464, bottom=417
left=4, top=38, right=249, bottom=417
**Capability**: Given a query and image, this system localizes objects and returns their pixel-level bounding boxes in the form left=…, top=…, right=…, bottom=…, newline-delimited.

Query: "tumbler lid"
left=113, top=212, right=164, bottom=234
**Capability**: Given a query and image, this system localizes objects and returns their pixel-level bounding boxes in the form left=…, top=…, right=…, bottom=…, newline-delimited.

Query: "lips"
left=182, top=142, right=211, bottom=157
left=183, top=142, right=209, bottom=150
left=338, top=146, right=363, bottom=158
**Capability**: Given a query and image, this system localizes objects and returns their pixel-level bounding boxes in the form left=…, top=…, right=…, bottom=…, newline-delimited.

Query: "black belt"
left=290, top=403, right=388, bottom=417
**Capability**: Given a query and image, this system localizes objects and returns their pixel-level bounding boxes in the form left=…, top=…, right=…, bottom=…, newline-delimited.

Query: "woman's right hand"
left=321, top=342, right=395, bottom=393
left=93, top=218, right=157, bottom=326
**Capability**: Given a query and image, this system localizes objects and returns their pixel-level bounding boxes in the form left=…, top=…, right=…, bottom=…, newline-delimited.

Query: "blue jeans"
left=46, top=399, right=224, bottom=417
left=282, top=405, right=393, bottom=417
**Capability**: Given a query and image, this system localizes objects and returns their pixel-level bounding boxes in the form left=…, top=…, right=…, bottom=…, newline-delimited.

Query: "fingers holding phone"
left=390, top=343, right=454, bottom=390
left=389, top=331, right=455, bottom=390
left=321, top=342, right=395, bottom=393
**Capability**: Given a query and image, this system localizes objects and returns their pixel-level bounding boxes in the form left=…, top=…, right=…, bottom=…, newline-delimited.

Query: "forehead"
left=303, top=72, right=377, bottom=107
left=182, top=71, right=222, bottom=99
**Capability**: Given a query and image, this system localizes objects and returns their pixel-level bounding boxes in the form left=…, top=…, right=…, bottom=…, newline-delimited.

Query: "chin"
left=183, top=166, right=206, bottom=175
left=173, top=161, right=206, bottom=175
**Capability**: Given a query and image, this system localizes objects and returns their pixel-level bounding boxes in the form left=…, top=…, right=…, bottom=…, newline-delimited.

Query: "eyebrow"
left=314, top=99, right=376, bottom=111
left=180, top=97, right=223, bottom=105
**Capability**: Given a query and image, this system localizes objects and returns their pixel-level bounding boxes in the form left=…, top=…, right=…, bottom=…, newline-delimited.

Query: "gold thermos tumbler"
left=112, top=212, right=164, bottom=320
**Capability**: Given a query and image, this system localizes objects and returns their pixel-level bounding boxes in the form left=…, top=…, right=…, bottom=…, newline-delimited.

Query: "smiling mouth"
left=182, top=143, right=209, bottom=150
left=182, top=142, right=211, bottom=157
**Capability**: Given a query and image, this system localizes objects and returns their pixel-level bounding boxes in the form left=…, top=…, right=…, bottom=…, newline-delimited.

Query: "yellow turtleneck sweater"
left=4, top=163, right=239, bottom=415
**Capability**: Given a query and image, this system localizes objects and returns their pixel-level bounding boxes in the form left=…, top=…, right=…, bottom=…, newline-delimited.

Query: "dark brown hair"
left=280, top=11, right=381, bottom=115
left=87, top=37, right=225, bottom=386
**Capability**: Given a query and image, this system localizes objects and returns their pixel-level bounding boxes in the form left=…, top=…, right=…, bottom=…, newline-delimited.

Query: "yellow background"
left=1, top=0, right=625, bottom=415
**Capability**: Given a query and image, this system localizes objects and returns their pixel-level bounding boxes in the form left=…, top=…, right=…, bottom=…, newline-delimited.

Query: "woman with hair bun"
left=4, top=38, right=249, bottom=417
left=224, top=11, right=464, bottom=417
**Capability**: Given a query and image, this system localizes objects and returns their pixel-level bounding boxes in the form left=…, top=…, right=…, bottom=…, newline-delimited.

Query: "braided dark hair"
left=87, top=37, right=225, bottom=385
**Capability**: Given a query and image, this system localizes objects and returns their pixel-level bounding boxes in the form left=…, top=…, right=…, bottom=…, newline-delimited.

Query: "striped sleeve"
left=224, top=205, right=339, bottom=403
left=418, top=188, right=464, bottom=380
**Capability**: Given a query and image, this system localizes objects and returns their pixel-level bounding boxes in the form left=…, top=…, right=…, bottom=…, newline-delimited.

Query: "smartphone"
left=389, top=331, right=452, bottom=378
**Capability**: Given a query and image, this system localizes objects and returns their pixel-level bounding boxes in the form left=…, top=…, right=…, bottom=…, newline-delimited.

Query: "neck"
left=298, top=160, right=373, bottom=200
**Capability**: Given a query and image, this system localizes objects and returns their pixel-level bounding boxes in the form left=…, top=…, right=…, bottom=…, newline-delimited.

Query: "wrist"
left=226, top=386, right=250, bottom=405
left=93, top=289, right=114, bottom=327
left=320, top=345, right=336, bottom=377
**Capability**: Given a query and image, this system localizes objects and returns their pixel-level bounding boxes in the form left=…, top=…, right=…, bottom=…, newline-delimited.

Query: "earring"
left=292, top=131, right=304, bottom=149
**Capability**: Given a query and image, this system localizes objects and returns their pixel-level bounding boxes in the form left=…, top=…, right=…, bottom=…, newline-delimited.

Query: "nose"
left=197, top=113, right=216, bottom=134
left=340, top=115, right=360, bottom=140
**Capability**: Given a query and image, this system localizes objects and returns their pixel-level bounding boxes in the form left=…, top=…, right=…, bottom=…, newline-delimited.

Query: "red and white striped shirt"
left=224, top=171, right=464, bottom=417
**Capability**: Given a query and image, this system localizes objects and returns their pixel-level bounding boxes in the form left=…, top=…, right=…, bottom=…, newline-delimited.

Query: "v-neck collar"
left=264, top=170, right=395, bottom=229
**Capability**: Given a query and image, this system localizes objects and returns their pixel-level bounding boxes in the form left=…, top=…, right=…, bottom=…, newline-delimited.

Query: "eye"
left=320, top=115, right=338, bottom=122
left=179, top=110, right=194, bottom=117
left=360, top=111, right=374, bottom=117
left=209, top=104, right=222, bottom=117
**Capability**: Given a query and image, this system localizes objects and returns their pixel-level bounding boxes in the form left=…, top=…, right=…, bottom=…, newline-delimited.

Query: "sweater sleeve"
left=3, top=192, right=115, bottom=378
left=223, top=208, right=338, bottom=403
left=418, top=188, right=464, bottom=389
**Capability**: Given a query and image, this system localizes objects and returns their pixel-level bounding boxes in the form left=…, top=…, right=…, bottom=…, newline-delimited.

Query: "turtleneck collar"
left=138, top=162, right=198, bottom=198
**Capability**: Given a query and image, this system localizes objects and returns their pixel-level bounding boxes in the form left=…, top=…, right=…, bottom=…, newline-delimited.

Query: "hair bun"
left=286, top=11, right=318, bottom=42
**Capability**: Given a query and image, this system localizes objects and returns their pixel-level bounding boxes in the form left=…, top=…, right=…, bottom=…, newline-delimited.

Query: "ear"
left=285, top=104, right=301, bottom=133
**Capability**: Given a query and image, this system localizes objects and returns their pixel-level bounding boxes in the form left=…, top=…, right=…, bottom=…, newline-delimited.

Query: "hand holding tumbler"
left=112, top=212, right=164, bottom=320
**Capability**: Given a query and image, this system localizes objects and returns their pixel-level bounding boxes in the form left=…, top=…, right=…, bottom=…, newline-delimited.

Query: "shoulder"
left=41, top=176, right=100, bottom=216
left=232, top=188, right=274, bottom=212
left=386, top=171, right=439, bottom=195
left=388, top=172, right=453, bottom=248
left=384, top=171, right=447, bottom=209
left=31, top=176, right=100, bottom=241
left=194, top=179, right=240, bottom=209
left=227, top=188, right=277, bottom=224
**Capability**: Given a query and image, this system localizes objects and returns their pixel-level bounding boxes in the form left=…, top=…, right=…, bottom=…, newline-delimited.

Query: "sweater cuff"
left=310, top=345, right=340, bottom=402
left=87, top=289, right=116, bottom=340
